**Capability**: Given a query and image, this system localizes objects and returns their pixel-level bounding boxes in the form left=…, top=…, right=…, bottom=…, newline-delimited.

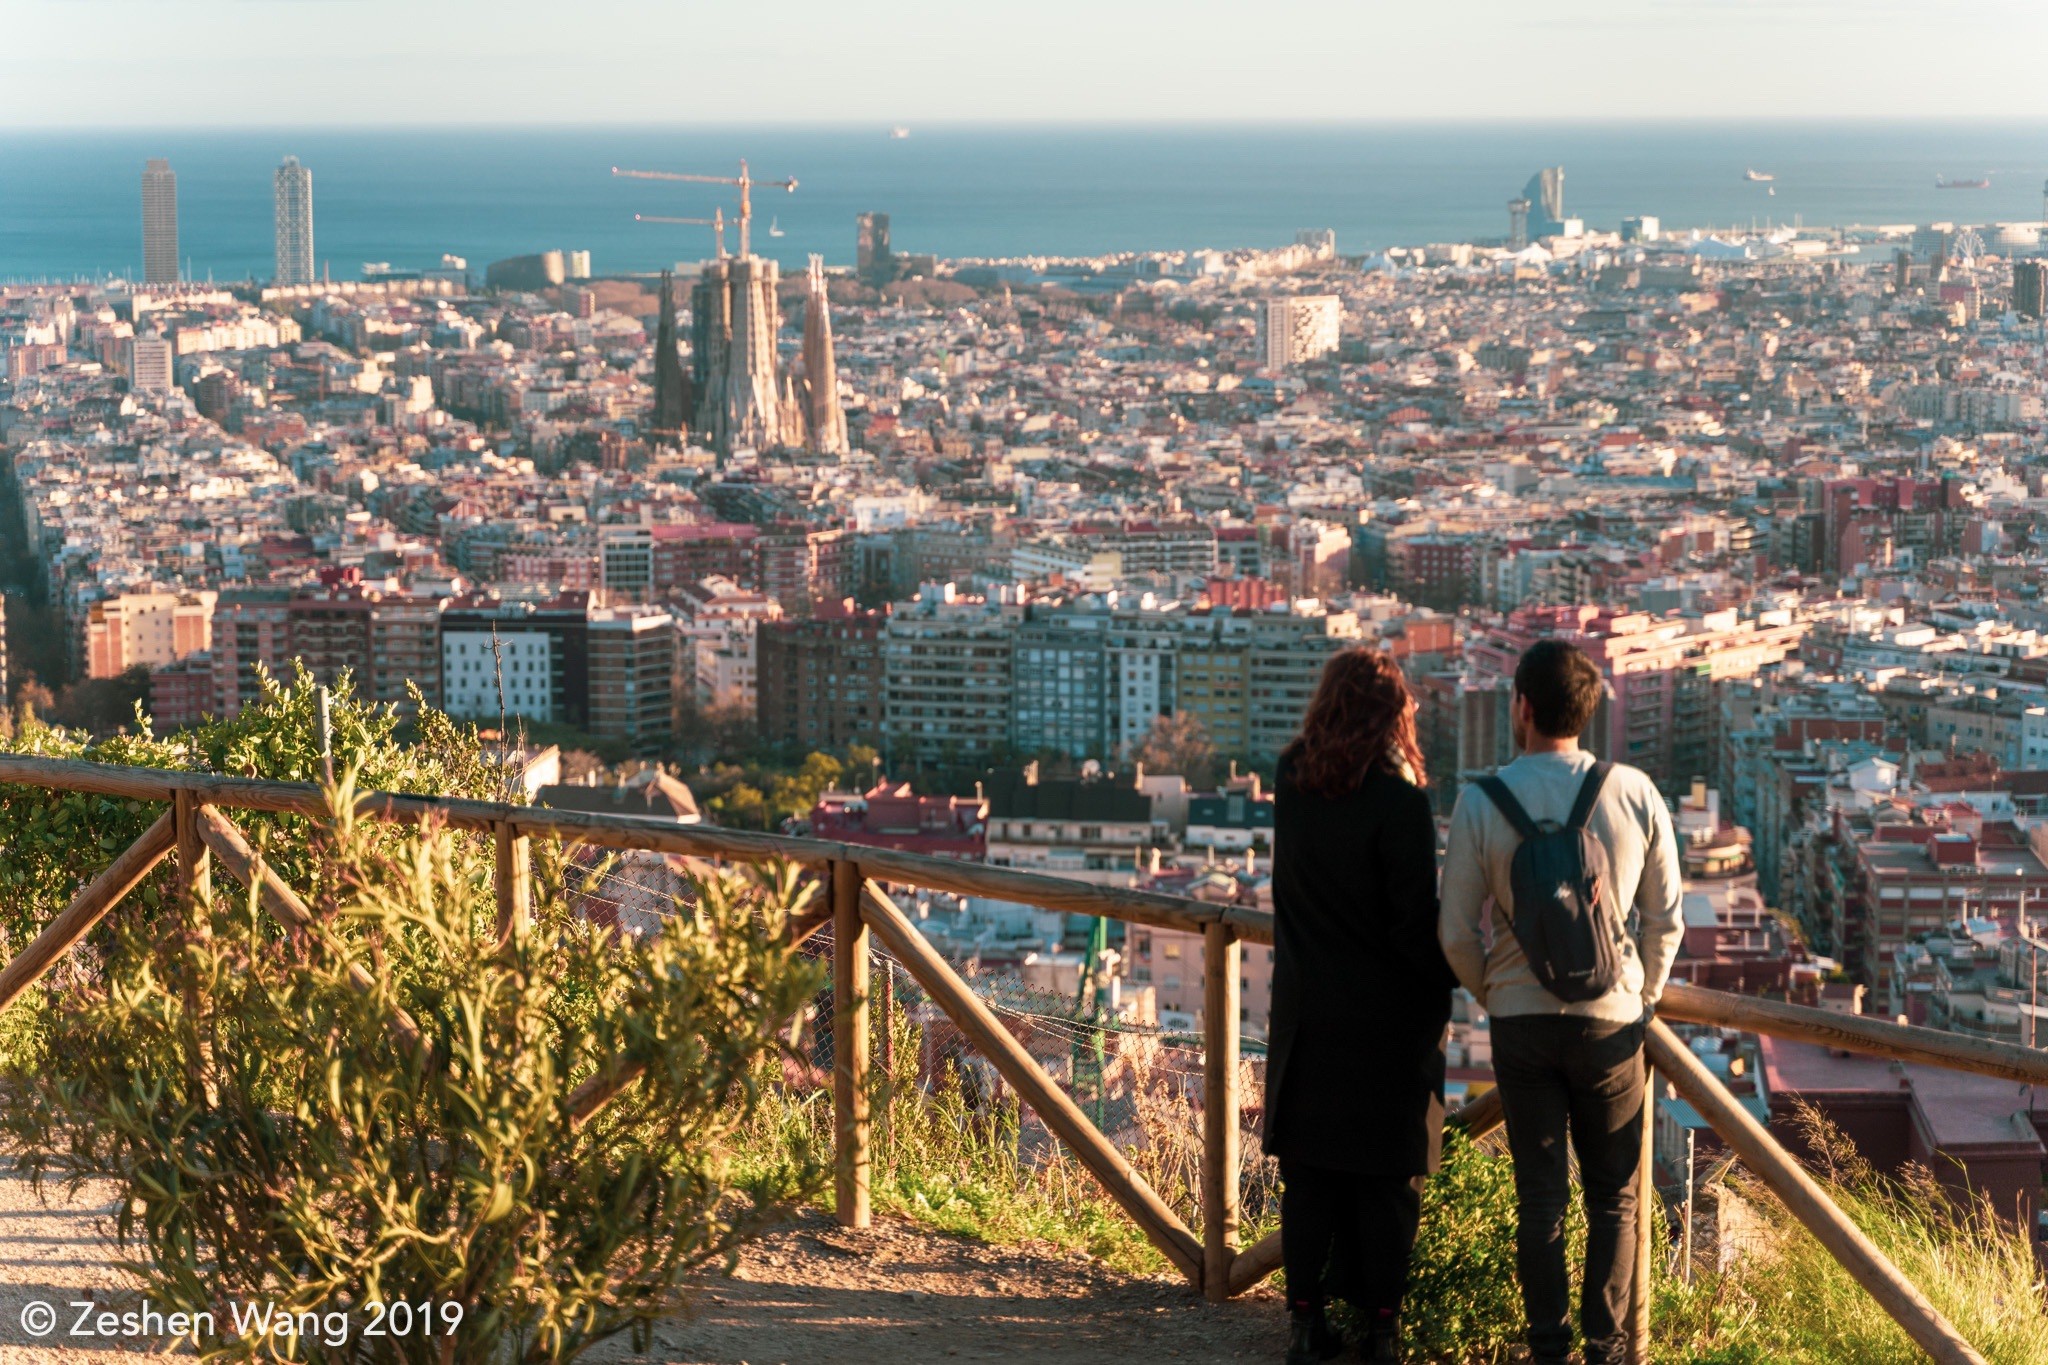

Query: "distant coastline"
left=4, top=122, right=2047, bottom=284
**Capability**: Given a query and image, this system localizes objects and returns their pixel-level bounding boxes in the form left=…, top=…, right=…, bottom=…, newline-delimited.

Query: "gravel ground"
left=0, top=1168, right=1290, bottom=1364
left=0, top=1162, right=145, bottom=1361
left=589, top=1208, right=1290, bottom=1365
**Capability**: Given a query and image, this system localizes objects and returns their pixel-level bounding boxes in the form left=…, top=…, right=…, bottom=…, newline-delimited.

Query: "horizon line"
left=10, top=114, right=2048, bottom=136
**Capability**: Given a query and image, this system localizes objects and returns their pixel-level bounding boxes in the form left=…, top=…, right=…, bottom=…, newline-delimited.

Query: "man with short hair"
left=1438, top=639, right=1683, bottom=1365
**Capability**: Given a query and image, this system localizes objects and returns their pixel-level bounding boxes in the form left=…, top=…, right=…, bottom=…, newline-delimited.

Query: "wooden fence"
left=2, top=754, right=2040, bottom=1364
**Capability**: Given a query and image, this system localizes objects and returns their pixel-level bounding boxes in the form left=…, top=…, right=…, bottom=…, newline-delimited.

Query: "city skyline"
left=5, top=0, right=2048, bottom=127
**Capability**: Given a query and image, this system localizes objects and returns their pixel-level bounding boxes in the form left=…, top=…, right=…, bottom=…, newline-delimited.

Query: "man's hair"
left=1513, top=639, right=1604, bottom=739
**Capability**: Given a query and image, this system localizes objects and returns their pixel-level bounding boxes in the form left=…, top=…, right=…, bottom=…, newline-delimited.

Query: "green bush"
left=0, top=664, right=521, bottom=1071
left=1396, top=1128, right=1573, bottom=1363
left=0, top=663, right=512, bottom=950
left=2, top=783, right=825, bottom=1363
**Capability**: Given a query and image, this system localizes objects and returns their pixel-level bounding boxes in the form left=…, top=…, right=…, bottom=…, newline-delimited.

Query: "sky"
left=4, top=0, right=2047, bottom=127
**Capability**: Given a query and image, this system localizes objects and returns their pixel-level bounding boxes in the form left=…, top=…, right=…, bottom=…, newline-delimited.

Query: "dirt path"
left=592, top=1209, right=1288, bottom=1365
left=0, top=1164, right=1289, bottom=1364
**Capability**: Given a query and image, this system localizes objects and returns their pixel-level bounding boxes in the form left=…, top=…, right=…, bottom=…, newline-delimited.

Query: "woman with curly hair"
left=1264, top=647, right=1457, bottom=1365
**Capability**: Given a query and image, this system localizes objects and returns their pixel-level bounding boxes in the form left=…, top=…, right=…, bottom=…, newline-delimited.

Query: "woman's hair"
left=1281, top=646, right=1427, bottom=798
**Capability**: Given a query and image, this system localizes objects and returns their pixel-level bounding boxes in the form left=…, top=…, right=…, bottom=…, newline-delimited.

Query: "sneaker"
left=1283, top=1310, right=1343, bottom=1365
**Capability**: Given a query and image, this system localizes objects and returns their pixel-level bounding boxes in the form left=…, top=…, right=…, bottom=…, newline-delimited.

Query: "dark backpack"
left=1476, top=762, right=1625, bottom=1003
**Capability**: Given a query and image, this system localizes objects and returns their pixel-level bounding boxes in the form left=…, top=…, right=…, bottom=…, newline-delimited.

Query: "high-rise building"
left=129, top=333, right=174, bottom=392
left=799, top=255, right=848, bottom=455
left=273, top=156, right=314, bottom=286
left=141, top=159, right=179, bottom=286
left=1254, top=295, right=1341, bottom=368
left=756, top=600, right=888, bottom=752
left=691, top=255, right=786, bottom=457
left=651, top=270, right=689, bottom=436
left=1522, top=166, right=1566, bottom=239
left=1507, top=197, right=1531, bottom=251
left=586, top=606, right=676, bottom=755
left=566, top=249, right=592, bottom=280
left=2015, top=261, right=2048, bottom=320
left=856, top=212, right=892, bottom=281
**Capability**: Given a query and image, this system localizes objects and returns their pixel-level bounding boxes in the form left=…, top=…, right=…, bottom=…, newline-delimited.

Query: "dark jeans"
left=1278, top=1159, right=1424, bottom=1319
left=1491, top=1014, right=1647, bottom=1365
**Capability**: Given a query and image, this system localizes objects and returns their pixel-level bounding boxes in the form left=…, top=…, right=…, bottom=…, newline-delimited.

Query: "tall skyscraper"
left=651, top=270, right=689, bottom=435
left=273, top=156, right=314, bottom=285
left=691, top=255, right=786, bottom=458
left=2015, top=261, right=2048, bottom=320
left=141, top=159, right=179, bottom=286
left=1515, top=166, right=1568, bottom=241
left=1255, top=295, right=1341, bottom=369
left=800, top=255, right=848, bottom=456
left=856, top=212, right=892, bottom=281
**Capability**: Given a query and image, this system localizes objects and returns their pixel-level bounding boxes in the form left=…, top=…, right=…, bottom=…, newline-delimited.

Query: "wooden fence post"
left=860, top=880, right=1205, bottom=1285
left=832, top=859, right=871, bottom=1229
left=1202, top=922, right=1241, bottom=1302
left=173, top=790, right=210, bottom=906
left=493, top=820, right=532, bottom=943
left=1642, top=1018, right=1987, bottom=1365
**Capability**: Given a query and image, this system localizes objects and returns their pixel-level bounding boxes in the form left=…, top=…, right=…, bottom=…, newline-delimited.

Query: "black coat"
left=1262, top=759, right=1458, bottom=1175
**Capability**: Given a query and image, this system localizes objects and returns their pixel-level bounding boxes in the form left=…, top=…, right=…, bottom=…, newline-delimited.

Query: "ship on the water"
left=1745, top=168, right=1774, bottom=182
left=1936, top=175, right=1990, bottom=189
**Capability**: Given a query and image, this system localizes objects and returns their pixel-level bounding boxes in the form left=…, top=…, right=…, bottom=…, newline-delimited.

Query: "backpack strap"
left=1476, top=775, right=1542, bottom=841
left=1565, top=761, right=1614, bottom=832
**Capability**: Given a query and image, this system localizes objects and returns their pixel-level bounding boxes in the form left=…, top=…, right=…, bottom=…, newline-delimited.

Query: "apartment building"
left=84, top=589, right=215, bottom=679
left=755, top=599, right=889, bottom=753
left=883, top=588, right=1016, bottom=769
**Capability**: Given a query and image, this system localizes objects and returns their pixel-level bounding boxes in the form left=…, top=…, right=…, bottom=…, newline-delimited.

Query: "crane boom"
left=633, top=208, right=728, bottom=259
left=611, top=159, right=796, bottom=257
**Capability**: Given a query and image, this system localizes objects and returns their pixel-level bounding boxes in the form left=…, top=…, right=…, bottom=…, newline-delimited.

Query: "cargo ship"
left=1936, top=175, right=1990, bottom=189
left=1745, top=168, right=1774, bottom=182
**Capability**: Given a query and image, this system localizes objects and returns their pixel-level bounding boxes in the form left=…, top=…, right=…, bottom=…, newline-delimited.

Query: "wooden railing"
left=2, top=755, right=2040, bottom=1365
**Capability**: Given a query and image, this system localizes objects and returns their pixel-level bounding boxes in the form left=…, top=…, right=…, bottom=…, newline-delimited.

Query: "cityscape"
left=5, top=2, right=2048, bottom=1358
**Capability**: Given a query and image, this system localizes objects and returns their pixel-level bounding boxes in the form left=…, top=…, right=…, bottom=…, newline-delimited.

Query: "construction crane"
left=633, top=209, right=728, bottom=260
left=611, top=159, right=796, bottom=258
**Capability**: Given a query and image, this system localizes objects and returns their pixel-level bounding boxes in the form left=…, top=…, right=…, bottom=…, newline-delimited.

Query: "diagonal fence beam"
left=0, top=811, right=177, bottom=1015
left=1226, top=1082, right=1506, bottom=1296
left=858, top=879, right=1206, bottom=1287
left=196, top=805, right=424, bottom=1055
left=1643, top=1017, right=1987, bottom=1365
left=1658, top=981, right=2048, bottom=1088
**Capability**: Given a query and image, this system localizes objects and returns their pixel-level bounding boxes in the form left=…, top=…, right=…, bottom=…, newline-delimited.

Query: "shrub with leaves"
left=0, top=662, right=510, bottom=929
left=2, top=785, right=825, bottom=1363
left=0, top=664, right=520, bottom=1070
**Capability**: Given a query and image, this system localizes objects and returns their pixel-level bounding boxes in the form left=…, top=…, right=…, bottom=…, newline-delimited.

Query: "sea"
left=3, top=122, right=2048, bottom=284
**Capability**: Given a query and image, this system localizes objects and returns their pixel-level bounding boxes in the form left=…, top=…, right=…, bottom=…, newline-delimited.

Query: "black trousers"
left=1278, top=1159, right=1424, bottom=1318
left=1490, top=1014, right=1647, bottom=1365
